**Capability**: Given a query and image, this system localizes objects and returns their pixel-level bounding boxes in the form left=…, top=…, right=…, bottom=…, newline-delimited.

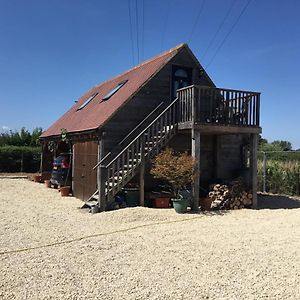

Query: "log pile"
left=209, top=180, right=253, bottom=210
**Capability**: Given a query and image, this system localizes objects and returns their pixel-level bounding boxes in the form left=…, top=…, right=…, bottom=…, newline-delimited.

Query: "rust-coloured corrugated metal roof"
left=41, top=44, right=186, bottom=138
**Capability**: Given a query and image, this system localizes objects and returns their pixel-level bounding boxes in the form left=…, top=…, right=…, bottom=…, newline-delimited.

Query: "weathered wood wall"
left=144, top=132, right=250, bottom=195
left=100, top=47, right=214, bottom=158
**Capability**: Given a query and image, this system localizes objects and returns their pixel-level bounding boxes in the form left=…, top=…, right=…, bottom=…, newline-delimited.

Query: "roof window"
left=77, top=93, right=98, bottom=111
left=102, top=80, right=128, bottom=101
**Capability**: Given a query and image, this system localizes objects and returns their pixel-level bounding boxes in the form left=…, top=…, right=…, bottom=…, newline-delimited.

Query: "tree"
left=258, top=135, right=268, bottom=146
left=258, top=136, right=293, bottom=152
left=0, top=127, right=43, bottom=147
left=271, top=140, right=292, bottom=151
left=30, top=127, right=43, bottom=147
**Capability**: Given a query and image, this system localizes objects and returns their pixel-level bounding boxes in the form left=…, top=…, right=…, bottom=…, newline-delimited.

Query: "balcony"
left=177, top=85, right=261, bottom=134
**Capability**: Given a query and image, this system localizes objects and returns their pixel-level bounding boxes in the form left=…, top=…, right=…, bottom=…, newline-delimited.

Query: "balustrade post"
left=191, top=86, right=195, bottom=125
left=256, top=93, right=260, bottom=126
left=139, top=135, right=145, bottom=207
left=191, top=129, right=200, bottom=211
left=250, top=133, right=258, bottom=209
left=97, top=135, right=107, bottom=211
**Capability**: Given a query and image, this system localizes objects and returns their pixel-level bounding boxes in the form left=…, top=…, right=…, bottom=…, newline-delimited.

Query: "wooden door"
left=73, top=141, right=98, bottom=201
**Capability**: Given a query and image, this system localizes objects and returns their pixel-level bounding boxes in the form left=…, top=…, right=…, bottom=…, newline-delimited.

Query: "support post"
left=213, top=135, right=221, bottom=179
left=71, top=143, right=75, bottom=193
left=139, top=135, right=145, bottom=206
left=191, top=130, right=200, bottom=211
left=97, top=136, right=106, bottom=211
left=250, top=134, right=258, bottom=209
left=263, top=151, right=266, bottom=193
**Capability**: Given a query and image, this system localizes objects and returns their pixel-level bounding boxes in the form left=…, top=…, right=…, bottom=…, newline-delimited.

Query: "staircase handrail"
left=93, top=101, right=164, bottom=170
left=104, top=97, right=178, bottom=169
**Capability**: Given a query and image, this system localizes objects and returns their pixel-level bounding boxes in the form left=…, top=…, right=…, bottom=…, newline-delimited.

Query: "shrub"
left=257, top=159, right=300, bottom=195
left=151, top=148, right=196, bottom=197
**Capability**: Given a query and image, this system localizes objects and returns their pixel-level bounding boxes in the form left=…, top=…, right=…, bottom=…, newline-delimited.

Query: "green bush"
left=258, top=159, right=300, bottom=195
left=0, top=146, right=41, bottom=172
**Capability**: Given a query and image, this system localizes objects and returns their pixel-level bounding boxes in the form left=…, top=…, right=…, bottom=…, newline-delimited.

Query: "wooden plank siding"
left=73, top=141, right=98, bottom=201
left=99, top=47, right=214, bottom=164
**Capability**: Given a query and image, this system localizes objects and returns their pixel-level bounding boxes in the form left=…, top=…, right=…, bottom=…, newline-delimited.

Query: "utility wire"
left=135, top=0, right=140, bottom=64
left=206, top=0, right=253, bottom=68
left=187, top=0, right=206, bottom=43
left=142, top=0, right=145, bottom=61
left=161, top=0, right=171, bottom=51
left=128, top=0, right=135, bottom=66
left=201, top=0, right=237, bottom=61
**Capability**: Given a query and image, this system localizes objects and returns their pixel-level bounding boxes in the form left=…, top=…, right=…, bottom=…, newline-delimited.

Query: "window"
left=102, top=80, right=128, bottom=101
left=77, top=93, right=98, bottom=111
left=174, top=69, right=188, bottom=78
left=172, top=67, right=192, bottom=98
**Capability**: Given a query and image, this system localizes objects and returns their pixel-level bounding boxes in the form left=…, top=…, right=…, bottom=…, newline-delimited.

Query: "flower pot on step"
left=199, top=197, right=212, bottom=211
left=33, top=175, right=42, bottom=183
left=172, top=198, right=188, bottom=214
left=44, top=180, right=51, bottom=188
left=60, top=186, right=71, bottom=197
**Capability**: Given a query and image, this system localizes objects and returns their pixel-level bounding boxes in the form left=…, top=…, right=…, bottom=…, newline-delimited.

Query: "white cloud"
left=1, top=126, right=10, bottom=131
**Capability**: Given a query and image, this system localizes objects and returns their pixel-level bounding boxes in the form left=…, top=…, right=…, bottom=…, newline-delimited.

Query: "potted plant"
left=151, top=148, right=196, bottom=213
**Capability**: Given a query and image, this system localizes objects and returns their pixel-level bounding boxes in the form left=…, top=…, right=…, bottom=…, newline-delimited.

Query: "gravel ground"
left=1, top=179, right=300, bottom=299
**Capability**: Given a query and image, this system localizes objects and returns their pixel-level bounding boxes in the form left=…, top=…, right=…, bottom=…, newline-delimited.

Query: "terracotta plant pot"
left=44, top=180, right=51, bottom=188
left=153, top=197, right=170, bottom=208
left=199, top=197, right=212, bottom=211
left=33, top=175, right=42, bottom=183
left=60, top=186, right=71, bottom=197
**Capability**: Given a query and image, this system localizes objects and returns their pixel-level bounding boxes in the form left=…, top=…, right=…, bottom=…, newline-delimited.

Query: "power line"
left=206, top=0, right=253, bottom=68
left=135, top=0, right=140, bottom=64
left=128, top=0, right=135, bottom=66
left=142, top=0, right=145, bottom=61
left=201, top=0, right=237, bottom=61
left=187, top=0, right=206, bottom=43
left=161, top=0, right=171, bottom=51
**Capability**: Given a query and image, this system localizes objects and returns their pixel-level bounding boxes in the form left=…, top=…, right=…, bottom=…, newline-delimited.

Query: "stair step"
left=92, top=194, right=99, bottom=200
left=81, top=200, right=98, bottom=209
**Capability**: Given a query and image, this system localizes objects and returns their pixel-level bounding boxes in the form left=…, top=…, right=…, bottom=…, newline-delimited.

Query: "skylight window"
left=77, top=93, right=98, bottom=111
left=102, top=80, right=128, bottom=101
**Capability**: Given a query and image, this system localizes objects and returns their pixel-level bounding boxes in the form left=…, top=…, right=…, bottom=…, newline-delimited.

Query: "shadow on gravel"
left=258, top=194, right=300, bottom=209
left=186, top=209, right=231, bottom=216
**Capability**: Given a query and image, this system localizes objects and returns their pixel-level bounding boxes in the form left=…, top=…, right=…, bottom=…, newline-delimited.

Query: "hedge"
left=0, top=146, right=41, bottom=173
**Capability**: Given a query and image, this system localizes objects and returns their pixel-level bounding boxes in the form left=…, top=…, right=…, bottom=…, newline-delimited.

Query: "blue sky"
left=0, top=0, right=299, bottom=148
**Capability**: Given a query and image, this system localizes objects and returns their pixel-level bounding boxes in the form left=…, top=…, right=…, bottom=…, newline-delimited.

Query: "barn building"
left=40, top=43, right=261, bottom=211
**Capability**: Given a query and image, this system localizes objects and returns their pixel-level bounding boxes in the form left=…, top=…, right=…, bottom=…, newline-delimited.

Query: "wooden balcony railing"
left=177, top=85, right=260, bottom=127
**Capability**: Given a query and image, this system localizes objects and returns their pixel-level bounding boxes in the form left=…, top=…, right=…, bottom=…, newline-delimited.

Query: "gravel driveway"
left=1, top=179, right=300, bottom=299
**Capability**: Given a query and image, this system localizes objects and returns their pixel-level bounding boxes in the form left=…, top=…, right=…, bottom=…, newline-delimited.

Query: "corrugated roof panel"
left=41, top=44, right=185, bottom=138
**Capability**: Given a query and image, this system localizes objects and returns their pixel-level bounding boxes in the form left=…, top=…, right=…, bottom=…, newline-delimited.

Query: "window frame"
left=102, top=80, right=128, bottom=101
left=171, top=66, right=192, bottom=98
left=76, top=93, right=98, bottom=111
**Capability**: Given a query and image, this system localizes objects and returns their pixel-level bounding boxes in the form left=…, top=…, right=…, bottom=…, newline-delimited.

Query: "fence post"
left=263, top=151, right=266, bottom=193
left=20, top=151, right=24, bottom=173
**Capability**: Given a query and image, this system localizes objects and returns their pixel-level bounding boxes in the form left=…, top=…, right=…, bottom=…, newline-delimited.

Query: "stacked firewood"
left=209, top=180, right=253, bottom=210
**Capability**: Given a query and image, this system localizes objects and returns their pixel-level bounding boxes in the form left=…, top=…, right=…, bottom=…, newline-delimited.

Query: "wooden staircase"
left=84, top=97, right=179, bottom=210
